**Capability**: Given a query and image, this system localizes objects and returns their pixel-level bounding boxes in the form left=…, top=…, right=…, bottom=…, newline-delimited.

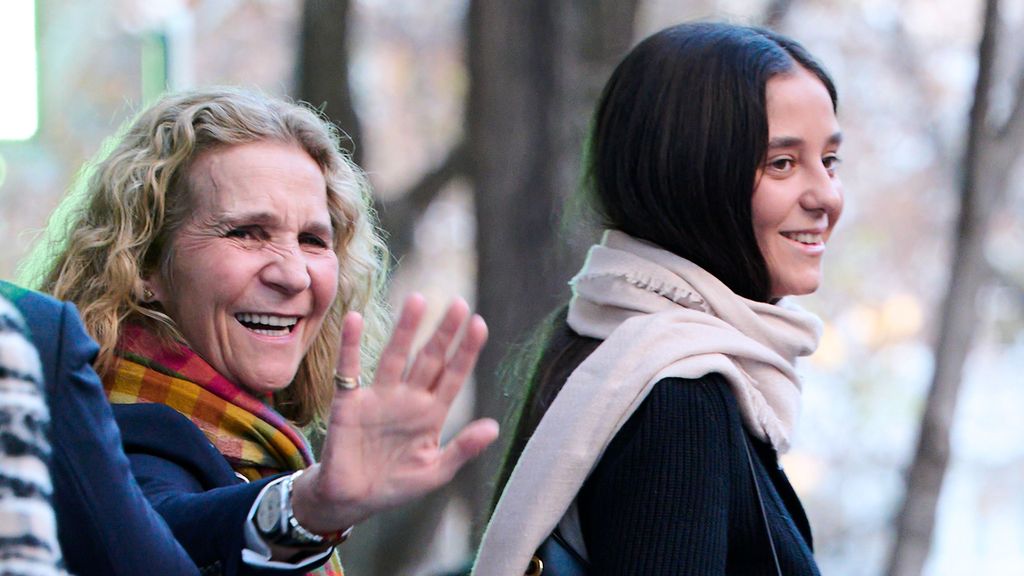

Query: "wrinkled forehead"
left=179, top=141, right=330, bottom=224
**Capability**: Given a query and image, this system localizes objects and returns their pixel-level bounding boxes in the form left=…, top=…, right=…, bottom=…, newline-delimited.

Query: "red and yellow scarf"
left=105, top=324, right=344, bottom=575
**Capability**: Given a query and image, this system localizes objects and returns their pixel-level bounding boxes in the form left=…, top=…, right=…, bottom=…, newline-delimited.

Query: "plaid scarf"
left=105, top=323, right=344, bottom=575
left=106, top=324, right=312, bottom=479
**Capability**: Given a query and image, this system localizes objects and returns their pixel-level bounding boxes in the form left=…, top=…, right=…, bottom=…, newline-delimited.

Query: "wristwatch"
left=255, top=470, right=352, bottom=549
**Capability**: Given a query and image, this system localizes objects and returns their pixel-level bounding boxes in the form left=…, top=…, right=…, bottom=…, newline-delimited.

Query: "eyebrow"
left=768, top=132, right=844, bottom=149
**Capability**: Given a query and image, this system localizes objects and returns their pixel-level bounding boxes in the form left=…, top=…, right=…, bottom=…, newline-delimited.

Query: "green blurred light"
left=0, top=153, right=7, bottom=189
left=0, top=0, right=38, bottom=141
left=141, top=33, right=169, bottom=105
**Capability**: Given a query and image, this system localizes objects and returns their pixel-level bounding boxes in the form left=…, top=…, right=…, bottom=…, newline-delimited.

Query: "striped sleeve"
left=0, top=296, right=66, bottom=575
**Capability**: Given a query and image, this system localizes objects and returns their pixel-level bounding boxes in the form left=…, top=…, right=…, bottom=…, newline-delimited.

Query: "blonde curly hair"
left=32, top=87, right=390, bottom=427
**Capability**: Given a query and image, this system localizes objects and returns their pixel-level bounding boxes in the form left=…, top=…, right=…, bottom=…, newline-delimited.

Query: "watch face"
left=256, top=484, right=283, bottom=534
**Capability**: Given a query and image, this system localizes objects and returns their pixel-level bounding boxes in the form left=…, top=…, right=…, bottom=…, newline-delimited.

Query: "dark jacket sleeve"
left=577, top=375, right=736, bottom=575
left=114, top=402, right=326, bottom=576
left=32, top=297, right=200, bottom=576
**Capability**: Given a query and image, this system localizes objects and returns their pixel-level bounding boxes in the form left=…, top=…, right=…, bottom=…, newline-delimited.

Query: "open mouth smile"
left=780, top=231, right=824, bottom=245
left=235, top=313, right=299, bottom=336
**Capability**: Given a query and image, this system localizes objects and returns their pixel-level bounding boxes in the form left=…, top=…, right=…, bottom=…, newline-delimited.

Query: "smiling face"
left=753, top=65, right=844, bottom=300
left=147, top=140, right=339, bottom=396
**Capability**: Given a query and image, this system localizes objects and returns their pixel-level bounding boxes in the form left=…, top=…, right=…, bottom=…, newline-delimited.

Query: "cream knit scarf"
left=473, top=230, right=822, bottom=576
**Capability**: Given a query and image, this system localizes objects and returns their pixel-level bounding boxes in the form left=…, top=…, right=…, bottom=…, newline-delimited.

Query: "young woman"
left=476, top=22, right=842, bottom=575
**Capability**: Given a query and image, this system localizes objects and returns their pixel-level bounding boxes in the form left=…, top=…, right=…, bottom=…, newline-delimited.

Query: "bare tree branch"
left=967, top=0, right=1000, bottom=147
left=458, top=0, right=641, bottom=546
left=890, top=16, right=953, bottom=165
left=988, top=260, right=1024, bottom=296
left=995, top=53, right=1024, bottom=144
left=375, top=141, right=468, bottom=263
left=762, top=0, right=795, bottom=28
left=886, top=1, right=1006, bottom=575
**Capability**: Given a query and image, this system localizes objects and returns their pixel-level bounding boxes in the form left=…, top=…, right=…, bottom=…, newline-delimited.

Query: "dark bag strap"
left=743, top=433, right=783, bottom=576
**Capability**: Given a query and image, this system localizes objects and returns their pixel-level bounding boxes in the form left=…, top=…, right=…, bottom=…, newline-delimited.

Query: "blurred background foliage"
left=0, top=0, right=1022, bottom=575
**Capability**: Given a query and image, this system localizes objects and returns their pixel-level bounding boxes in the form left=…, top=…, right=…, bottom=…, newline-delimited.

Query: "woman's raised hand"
left=290, top=294, right=499, bottom=534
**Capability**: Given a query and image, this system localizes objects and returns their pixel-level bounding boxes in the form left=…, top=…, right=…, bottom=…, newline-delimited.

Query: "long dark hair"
left=490, top=22, right=837, bottom=512
left=586, top=22, right=836, bottom=302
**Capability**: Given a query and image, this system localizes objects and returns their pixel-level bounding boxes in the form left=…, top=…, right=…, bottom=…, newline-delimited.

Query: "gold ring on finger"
left=333, top=372, right=361, bottom=391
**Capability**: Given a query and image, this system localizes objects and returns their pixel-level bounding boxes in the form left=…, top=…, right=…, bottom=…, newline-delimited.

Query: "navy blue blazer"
left=113, top=403, right=316, bottom=576
left=4, top=282, right=324, bottom=576
left=3, top=281, right=199, bottom=576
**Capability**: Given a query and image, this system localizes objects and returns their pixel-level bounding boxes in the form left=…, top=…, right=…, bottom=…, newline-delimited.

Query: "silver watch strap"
left=284, top=470, right=354, bottom=547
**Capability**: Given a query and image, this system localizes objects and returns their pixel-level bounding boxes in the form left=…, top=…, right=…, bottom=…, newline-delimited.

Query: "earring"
left=143, top=288, right=155, bottom=302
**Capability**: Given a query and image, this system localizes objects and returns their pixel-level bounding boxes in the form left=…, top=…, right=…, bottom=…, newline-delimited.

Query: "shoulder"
left=593, top=373, right=744, bottom=478
left=593, top=372, right=742, bottom=467
left=114, top=403, right=218, bottom=457
left=633, top=373, right=743, bottom=433
left=0, top=282, right=99, bottom=394
left=0, top=281, right=67, bottom=340
left=0, top=291, right=35, bottom=363
left=0, top=281, right=66, bottom=317
left=113, top=403, right=240, bottom=489
left=0, top=281, right=92, bottom=352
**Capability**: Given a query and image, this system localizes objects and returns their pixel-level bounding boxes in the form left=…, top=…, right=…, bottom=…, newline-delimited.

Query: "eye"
left=224, top=225, right=267, bottom=244
left=823, top=154, right=842, bottom=175
left=766, top=156, right=795, bottom=174
left=225, top=226, right=255, bottom=239
left=299, top=232, right=329, bottom=249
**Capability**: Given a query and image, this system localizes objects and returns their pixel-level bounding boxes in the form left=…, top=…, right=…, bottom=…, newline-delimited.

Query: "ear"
left=140, top=274, right=167, bottom=304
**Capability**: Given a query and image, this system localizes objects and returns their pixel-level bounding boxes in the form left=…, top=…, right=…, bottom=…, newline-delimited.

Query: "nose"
left=801, top=162, right=843, bottom=218
left=260, top=245, right=311, bottom=295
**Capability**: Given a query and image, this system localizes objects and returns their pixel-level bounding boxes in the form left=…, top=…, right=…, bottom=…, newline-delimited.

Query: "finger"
left=433, top=418, right=500, bottom=485
left=405, top=298, right=469, bottom=390
left=323, top=313, right=364, bottom=467
left=336, top=311, right=364, bottom=382
left=375, top=293, right=427, bottom=386
left=434, top=314, right=487, bottom=405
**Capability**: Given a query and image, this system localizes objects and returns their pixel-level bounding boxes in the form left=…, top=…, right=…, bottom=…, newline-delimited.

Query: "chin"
left=771, top=279, right=822, bottom=299
left=240, top=373, right=297, bottom=396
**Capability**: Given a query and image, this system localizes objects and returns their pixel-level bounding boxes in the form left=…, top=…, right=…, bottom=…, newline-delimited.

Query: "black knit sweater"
left=577, top=373, right=820, bottom=575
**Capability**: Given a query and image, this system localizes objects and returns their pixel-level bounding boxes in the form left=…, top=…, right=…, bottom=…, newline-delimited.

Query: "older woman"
left=35, top=88, right=497, bottom=575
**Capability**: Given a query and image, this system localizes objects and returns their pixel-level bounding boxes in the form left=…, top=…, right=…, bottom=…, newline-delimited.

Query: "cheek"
left=751, top=187, right=784, bottom=249
left=310, top=254, right=340, bottom=312
left=182, top=258, right=244, bottom=302
left=751, top=180, right=785, bottom=222
left=167, top=236, right=233, bottom=293
left=829, top=181, right=845, bottom=229
left=169, top=254, right=262, bottom=330
left=160, top=256, right=210, bottom=312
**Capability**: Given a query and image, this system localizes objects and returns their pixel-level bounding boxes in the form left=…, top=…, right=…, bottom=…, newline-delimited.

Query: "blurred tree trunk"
left=296, top=0, right=362, bottom=166
left=294, top=0, right=640, bottom=572
left=293, top=2, right=473, bottom=571
left=886, top=0, right=1024, bottom=573
left=461, top=0, right=641, bottom=542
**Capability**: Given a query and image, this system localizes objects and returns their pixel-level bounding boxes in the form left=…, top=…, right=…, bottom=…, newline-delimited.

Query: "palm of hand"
left=292, top=295, right=498, bottom=534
